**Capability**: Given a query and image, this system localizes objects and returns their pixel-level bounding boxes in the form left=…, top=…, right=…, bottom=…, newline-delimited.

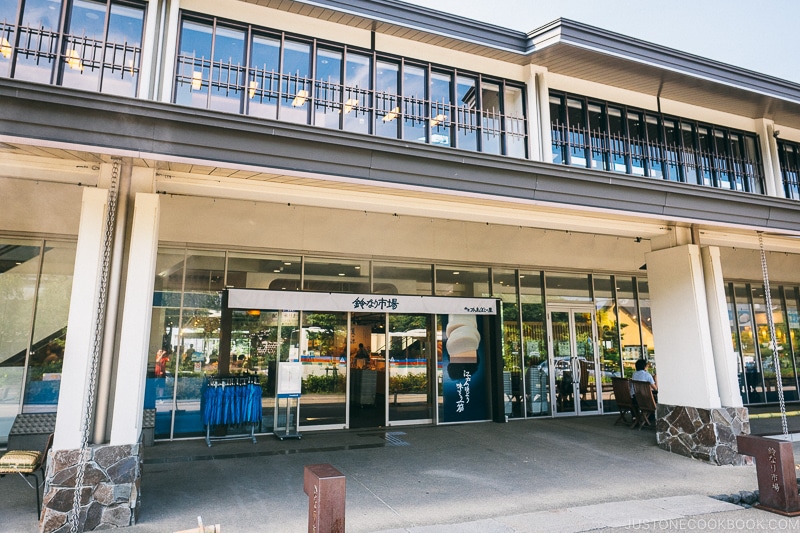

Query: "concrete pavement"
left=3, top=414, right=800, bottom=532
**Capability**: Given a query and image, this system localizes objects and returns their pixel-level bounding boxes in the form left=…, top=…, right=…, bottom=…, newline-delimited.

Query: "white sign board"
left=277, top=362, right=302, bottom=398
left=227, top=289, right=497, bottom=315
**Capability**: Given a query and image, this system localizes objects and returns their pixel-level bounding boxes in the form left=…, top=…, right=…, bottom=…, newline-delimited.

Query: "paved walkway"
left=3, top=414, right=800, bottom=532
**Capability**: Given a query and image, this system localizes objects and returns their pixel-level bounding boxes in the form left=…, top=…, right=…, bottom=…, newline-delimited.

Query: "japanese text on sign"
left=463, top=306, right=493, bottom=313
left=353, top=297, right=400, bottom=310
left=768, top=446, right=781, bottom=493
left=455, top=370, right=472, bottom=413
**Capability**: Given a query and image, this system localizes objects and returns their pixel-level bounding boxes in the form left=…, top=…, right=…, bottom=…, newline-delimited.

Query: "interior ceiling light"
left=0, top=38, right=11, bottom=59
left=291, top=89, right=309, bottom=107
left=430, top=113, right=447, bottom=127
left=66, top=49, right=83, bottom=72
left=191, top=71, right=202, bottom=90
left=382, top=107, right=400, bottom=122
left=248, top=81, right=258, bottom=99
left=342, top=98, right=358, bottom=114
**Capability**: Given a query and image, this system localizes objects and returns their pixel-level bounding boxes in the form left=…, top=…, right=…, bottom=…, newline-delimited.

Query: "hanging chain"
left=69, top=160, right=121, bottom=533
left=758, top=232, right=789, bottom=440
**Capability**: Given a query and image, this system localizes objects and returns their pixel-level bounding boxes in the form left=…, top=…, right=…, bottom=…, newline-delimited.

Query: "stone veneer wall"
left=656, top=404, right=750, bottom=466
left=39, top=443, right=141, bottom=532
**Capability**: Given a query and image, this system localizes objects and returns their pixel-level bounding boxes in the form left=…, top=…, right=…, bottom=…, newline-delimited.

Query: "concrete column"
left=53, top=188, right=109, bottom=451
left=701, top=246, right=743, bottom=408
left=646, top=244, right=749, bottom=465
left=645, top=244, right=721, bottom=408
left=110, top=193, right=161, bottom=446
left=755, top=118, right=782, bottom=197
left=158, top=0, right=180, bottom=103
left=536, top=71, right=552, bottom=163
left=523, top=66, right=542, bottom=162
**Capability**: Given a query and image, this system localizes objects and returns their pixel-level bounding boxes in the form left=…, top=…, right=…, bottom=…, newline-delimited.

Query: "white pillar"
left=53, top=188, right=109, bottom=451
left=523, top=66, right=542, bottom=162
left=110, top=193, right=161, bottom=445
left=701, top=246, right=743, bottom=407
left=536, top=71, right=552, bottom=163
left=158, top=0, right=180, bottom=103
left=645, top=244, right=721, bottom=409
left=138, top=0, right=163, bottom=100
left=755, top=118, right=782, bottom=197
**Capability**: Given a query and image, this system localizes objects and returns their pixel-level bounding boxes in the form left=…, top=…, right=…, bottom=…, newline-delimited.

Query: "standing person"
left=355, top=343, right=370, bottom=367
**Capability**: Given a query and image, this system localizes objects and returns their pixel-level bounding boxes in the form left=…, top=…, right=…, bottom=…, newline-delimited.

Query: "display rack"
left=202, top=375, right=262, bottom=447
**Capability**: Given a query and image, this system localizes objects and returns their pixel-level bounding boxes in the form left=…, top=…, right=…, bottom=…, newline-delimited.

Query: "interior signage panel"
left=227, top=289, right=497, bottom=315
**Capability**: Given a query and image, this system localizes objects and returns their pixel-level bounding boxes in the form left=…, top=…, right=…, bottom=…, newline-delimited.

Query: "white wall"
left=157, top=195, right=648, bottom=273
left=0, top=178, right=83, bottom=235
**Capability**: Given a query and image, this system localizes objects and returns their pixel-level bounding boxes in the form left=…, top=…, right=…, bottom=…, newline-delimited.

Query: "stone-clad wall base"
left=656, top=404, right=750, bottom=466
left=39, top=444, right=141, bottom=532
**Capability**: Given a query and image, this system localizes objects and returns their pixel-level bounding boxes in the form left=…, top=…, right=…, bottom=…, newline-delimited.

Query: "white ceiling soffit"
left=699, top=230, right=800, bottom=254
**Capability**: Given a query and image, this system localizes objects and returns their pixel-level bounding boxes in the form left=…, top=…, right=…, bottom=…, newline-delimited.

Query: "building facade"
left=1, top=0, right=800, bottom=529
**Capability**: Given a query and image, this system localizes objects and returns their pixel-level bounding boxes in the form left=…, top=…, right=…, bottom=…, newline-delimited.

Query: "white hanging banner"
left=227, top=289, right=497, bottom=315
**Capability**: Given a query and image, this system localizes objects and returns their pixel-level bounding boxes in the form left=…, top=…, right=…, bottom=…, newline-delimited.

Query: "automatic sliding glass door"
left=388, top=314, right=433, bottom=424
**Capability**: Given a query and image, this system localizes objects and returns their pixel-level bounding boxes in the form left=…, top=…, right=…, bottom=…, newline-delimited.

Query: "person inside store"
left=630, top=358, right=658, bottom=404
left=155, top=349, right=170, bottom=377
left=355, top=343, right=370, bottom=368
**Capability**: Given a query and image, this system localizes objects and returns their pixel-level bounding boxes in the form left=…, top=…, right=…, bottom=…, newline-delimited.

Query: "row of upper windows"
left=174, top=16, right=528, bottom=157
left=2, top=0, right=799, bottom=200
left=549, top=92, right=765, bottom=195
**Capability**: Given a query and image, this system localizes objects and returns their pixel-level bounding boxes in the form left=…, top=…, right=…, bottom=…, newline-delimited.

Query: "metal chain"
left=69, top=160, right=121, bottom=533
left=758, top=232, right=789, bottom=440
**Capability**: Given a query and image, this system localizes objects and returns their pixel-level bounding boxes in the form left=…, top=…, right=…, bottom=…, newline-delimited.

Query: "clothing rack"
left=202, top=375, right=262, bottom=447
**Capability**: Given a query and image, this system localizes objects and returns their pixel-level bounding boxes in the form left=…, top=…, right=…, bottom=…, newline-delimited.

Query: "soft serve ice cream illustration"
left=445, top=314, right=480, bottom=364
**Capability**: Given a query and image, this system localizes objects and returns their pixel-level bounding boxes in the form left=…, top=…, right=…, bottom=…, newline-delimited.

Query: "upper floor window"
left=550, top=92, right=764, bottom=195
left=0, top=0, right=145, bottom=96
left=174, top=14, right=528, bottom=158
left=778, top=141, right=800, bottom=200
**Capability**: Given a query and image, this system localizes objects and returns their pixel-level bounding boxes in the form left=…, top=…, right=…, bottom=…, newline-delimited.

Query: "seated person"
left=630, top=358, right=658, bottom=409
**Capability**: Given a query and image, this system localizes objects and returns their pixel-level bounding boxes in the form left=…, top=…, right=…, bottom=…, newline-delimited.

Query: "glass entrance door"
left=548, top=308, right=599, bottom=415
left=388, top=314, right=433, bottom=424
left=348, top=313, right=387, bottom=428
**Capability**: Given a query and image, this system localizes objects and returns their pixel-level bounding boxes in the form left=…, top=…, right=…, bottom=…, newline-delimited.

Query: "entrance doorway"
left=348, top=313, right=387, bottom=428
left=548, top=307, right=600, bottom=415
left=347, top=312, right=435, bottom=428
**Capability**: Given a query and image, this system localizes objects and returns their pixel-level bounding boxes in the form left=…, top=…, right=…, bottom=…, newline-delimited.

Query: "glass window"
left=662, top=118, right=681, bottom=182
left=14, top=0, right=61, bottom=83
left=300, top=311, right=347, bottom=427
left=594, top=275, right=620, bottom=409
left=493, top=269, right=523, bottom=419
left=388, top=313, right=433, bottom=423
left=456, top=75, right=478, bottom=152
left=434, top=265, right=489, bottom=298
left=637, top=278, right=654, bottom=368
left=587, top=102, right=606, bottom=170
left=402, top=64, right=426, bottom=143
left=429, top=71, right=451, bottom=147
left=225, top=252, right=301, bottom=290
left=280, top=39, right=311, bottom=124
left=616, top=277, right=639, bottom=375
left=519, top=271, right=548, bottom=416
left=343, top=52, right=371, bottom=134
left=175, top=19, right=212, bottom=108
left=504, top=85, right=525, bottom=158
left=0, top=239, right=41, bottom=442
left=481, top=81, right=501, bottom=154
left=645, top=115, right=663, bottom=178
left=545, top=272, right=592, bottom=304
left=375, top=60, right=399, bottom=138
left=314, top=48, right=342, bottom=129
left=247, top=33, right=280, bottom=119
left=207, top=25, right=245, bottom=113
left=0, top=0, right=20, bottom=77
left=627, top=111, right=645, bottom=176
left=60, top=0, right=105, bottom=91
left=549, top=95, right=566, bottom=164
left=567, top=98, right=587, bottom=167
left=100, top=2, right=144, bottom=96
left=23, top=241, right=76, bottom=411
left=608, top=106, right=626, bottom=173
left=372, top=262, right=433, bottom=295
left=303, top=257, right=369, bottom=293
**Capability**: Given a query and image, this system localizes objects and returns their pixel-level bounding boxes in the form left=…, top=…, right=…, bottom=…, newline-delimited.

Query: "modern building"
left=1, top=0, right=799, bottom=529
